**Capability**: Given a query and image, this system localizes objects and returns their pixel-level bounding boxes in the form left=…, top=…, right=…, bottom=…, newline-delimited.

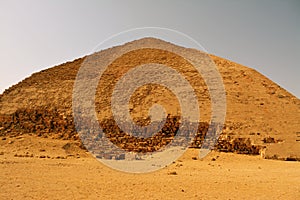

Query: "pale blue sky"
left=0, top=0, right=299, bottom=97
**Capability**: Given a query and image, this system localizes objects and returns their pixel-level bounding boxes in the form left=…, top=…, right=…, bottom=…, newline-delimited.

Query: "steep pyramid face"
left=0, top=38, right=299, bottom=160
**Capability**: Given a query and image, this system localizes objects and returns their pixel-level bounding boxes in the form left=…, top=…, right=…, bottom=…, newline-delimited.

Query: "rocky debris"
left=97, top=116, right=184, bottom=153
left=264, top=154, right=300, bottom=161
left=262, top=137, right=277, bottom=143
left=217, top=137, right=261, bottom=155
left=0, top=108, right=265, bottom=159
left=211, top=156, right=219, bottom=161
left=54, top=156, right=66, bottom=159
left=285, top=157, right=300, bottom=161
left=14, top=153, right=34, bottom=158
left=168, top=171, right=177, bottom=175
left=176, top=163, right=183, bottom=167
left=0, top=108, right=77, bottom=140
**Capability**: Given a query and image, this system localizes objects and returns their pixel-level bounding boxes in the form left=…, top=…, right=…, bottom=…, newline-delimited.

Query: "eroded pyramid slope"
left=0, top=38, right=299, bottom=160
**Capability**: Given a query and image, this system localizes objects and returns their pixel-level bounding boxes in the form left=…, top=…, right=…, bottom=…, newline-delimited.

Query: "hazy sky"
left=0, top=0, right=299, bottom=98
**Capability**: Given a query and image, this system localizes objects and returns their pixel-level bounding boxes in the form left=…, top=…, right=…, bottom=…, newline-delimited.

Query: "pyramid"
left=0, top=38, right=299, bottom=160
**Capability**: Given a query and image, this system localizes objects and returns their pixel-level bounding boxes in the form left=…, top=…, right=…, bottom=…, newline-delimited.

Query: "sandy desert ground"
left=0, top=135, right=299, bottom=200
